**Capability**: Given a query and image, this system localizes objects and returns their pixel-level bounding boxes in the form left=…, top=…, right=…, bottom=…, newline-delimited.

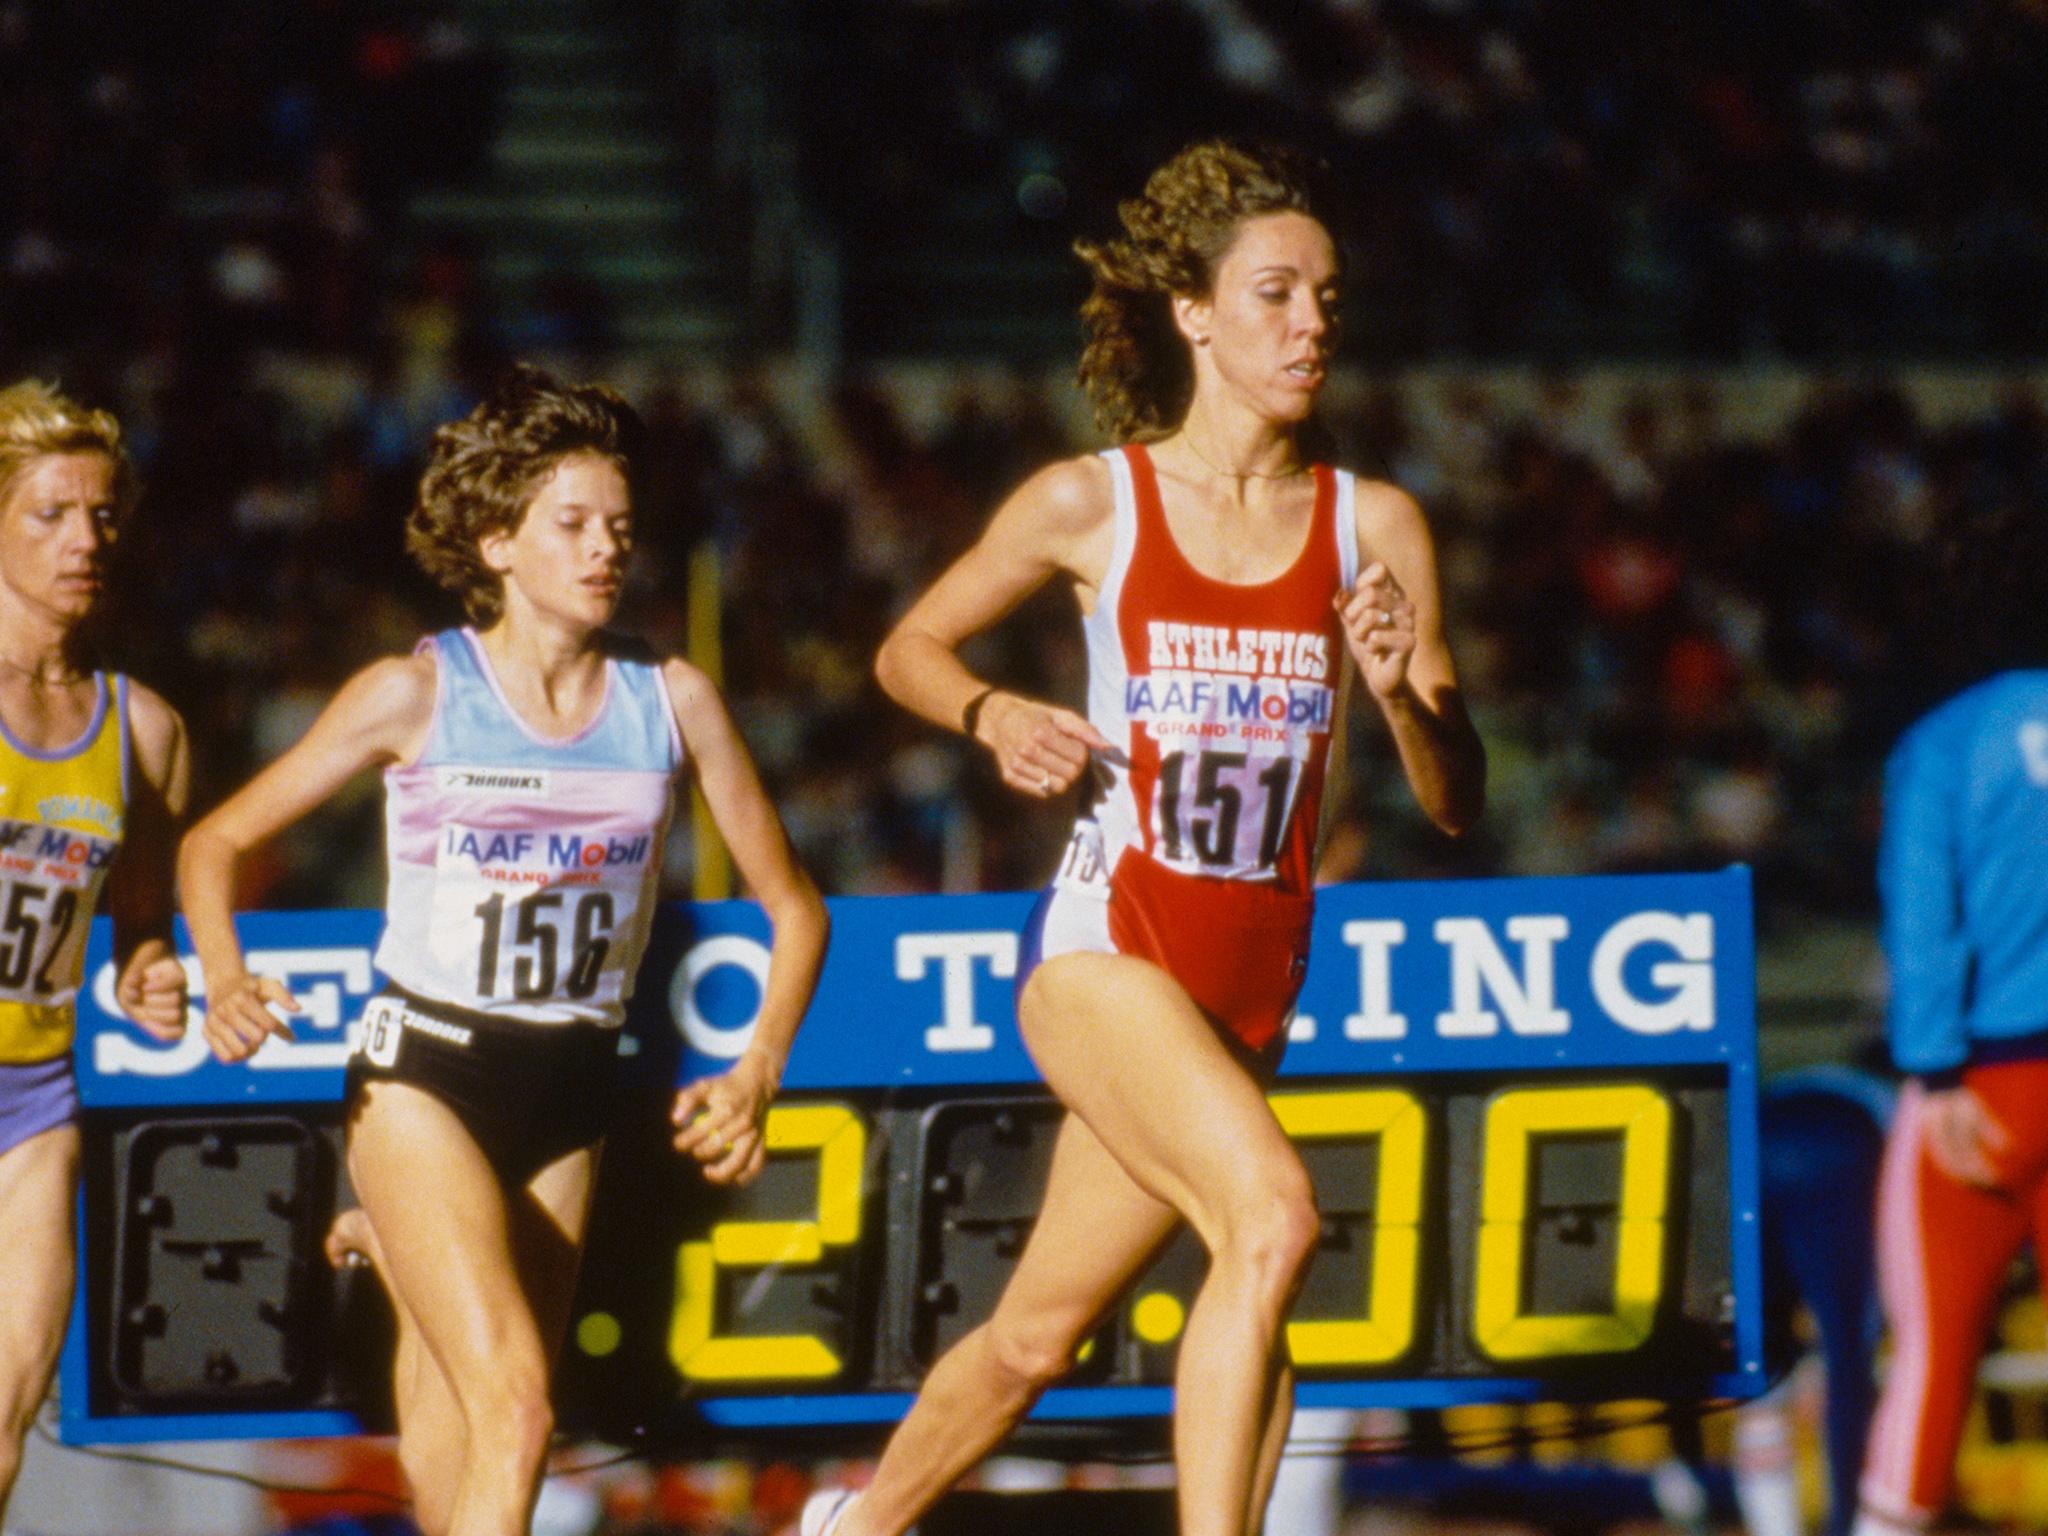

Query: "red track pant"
left=1862, top=1062, right=2048, bottom=1521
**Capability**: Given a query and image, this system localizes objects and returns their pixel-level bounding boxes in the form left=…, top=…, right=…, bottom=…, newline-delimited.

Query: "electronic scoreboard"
left=60, top=870, right=1762, bottom=1448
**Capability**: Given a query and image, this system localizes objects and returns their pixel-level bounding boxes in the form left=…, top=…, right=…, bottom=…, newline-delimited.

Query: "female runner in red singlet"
left=805, top=141, right=1484, bottom=1536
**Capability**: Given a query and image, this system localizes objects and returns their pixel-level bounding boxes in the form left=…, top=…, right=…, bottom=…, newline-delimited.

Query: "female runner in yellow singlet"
left=0, top=382, right=189, bottom=1521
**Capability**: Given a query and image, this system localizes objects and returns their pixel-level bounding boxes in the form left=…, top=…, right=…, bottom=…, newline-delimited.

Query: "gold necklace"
left=1177, top=430, right=1307, bottom=482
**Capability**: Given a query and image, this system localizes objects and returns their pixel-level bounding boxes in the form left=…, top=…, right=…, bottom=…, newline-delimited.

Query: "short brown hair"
left=408, top=364, right=643, bottom=624
left=1074, top=141, right=1331, bottom=443
left=0, top=380, right=139, bottom=519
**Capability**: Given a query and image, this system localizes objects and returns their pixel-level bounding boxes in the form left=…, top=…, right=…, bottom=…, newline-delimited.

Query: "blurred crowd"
left=0, top=0, right=494, bottom=360
left=804, top=0, right=2048, bottom=357
left=8, top=0, right=2048, bottom=928
left=28, top=347, right=2037, bottom=934
left=25, top=0, right=2048, bottom=367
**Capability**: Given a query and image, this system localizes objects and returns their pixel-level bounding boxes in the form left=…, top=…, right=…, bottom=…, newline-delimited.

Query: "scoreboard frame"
left=59, top=868, right=1765, bottom=1446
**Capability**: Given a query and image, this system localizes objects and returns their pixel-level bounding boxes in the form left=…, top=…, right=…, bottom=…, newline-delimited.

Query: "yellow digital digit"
left=1472, top=1084, right=1671, bottom=1361
left=667, top=1102, right=865, bottom=1382
left=1270, top=1088, right=1425, bottom=1367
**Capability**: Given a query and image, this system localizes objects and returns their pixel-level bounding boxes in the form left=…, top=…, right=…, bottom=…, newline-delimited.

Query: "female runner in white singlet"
left=804, top=142, right=1484, bottom=1536
left=0, top=383, right=189, bottom=1523
left=179, top=367, right=828, bottom=1536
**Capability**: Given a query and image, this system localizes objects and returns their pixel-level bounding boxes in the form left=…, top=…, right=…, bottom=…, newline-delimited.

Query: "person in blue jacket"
left=1854, top=502, right=2048, bottom=1535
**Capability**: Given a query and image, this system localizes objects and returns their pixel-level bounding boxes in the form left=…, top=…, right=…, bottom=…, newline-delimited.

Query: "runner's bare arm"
left=179, top=654, right=437, bottom=1059
left=106, top=683, right=191, bottom=1038
left=664, top=658, right=828, bottom=1185
left=875, top=456, right=1116, bottom=795
left=1342, top=483, right=1484, bottom=835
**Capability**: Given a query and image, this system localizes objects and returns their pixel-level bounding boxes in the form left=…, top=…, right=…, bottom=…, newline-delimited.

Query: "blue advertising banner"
left=63, top=869, right=1763, bottom=1446
left=75, top=870, right=1756, bottom=1099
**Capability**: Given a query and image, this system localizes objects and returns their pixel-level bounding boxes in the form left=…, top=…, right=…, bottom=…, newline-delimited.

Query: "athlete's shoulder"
left=337, top=649, right=441, bottom=728
left=1345, top=474, right=1428, bottom=533
left=656, top=654, right=720, bottom=717
left=1899, top=672, right=2035, bottom=752
left=1345, top=474, right=1435, bottom=570
left=1926, top=669, right=2048, bottom=764
left=121, top=677, right=185, bottom=747
left=1002, top=452, right=1115, bottom=535
left=121, top=677, right=187, bottom=792
left=1887, top=682, right=1999, bottom=789
left=1978, top=668, right=2048, bottom=717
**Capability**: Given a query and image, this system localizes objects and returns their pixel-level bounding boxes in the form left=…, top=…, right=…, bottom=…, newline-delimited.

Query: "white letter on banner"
left=896, top=932, right=1015, bottom=1053
left=1434, top=916, right=1570, bottom=1037
left=1341, top=919, right=1409, bottom=1041
left=671, top=934, right=770, bottom=1059
left=92, top=946, right=372, bottom=1075
left=1592, top=911, right=1715, bottom=1034
left=246, top=948, right=376, bottom=1069
left=90, top=957, right=209, bottom=1076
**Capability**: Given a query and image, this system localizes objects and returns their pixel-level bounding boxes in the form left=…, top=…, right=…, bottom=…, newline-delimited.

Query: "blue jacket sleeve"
left=1878, top=709, right=1974, bottom=1077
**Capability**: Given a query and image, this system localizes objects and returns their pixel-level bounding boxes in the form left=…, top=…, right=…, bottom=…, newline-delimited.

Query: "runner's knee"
left=1212, top=1164, right=1320, bottom=1300
left=496, top=1387, right=554, bottom=1468
left=451, top=1348, right=553, bottom=1461
left=984, top=1308, right=1094, bottom=1395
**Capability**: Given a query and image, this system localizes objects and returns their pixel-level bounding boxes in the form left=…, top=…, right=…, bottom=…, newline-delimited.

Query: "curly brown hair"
left=0, top=380, right=139, bottom=520
left=1074, top=140, right=1332, bottom=443
left=408, top=364, right=644, bottom=625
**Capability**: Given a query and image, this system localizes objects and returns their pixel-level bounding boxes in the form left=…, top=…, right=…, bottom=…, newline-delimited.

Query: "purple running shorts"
left=0, top=1056, right=77, bottom=1158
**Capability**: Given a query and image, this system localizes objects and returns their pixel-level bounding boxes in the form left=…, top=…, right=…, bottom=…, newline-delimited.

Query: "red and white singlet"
left=1022, top=443, right=1361, bottom=1052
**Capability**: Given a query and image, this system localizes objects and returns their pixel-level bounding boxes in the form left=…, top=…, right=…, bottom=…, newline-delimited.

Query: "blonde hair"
left=0, top=380, right=139, bottom=517
left=1074, top=141, right=1329, bottom=443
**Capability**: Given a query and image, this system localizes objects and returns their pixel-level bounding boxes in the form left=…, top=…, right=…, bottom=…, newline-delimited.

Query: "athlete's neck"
left=0, top=602, right=86, bottom=688
left=1161, top=401, right=1304, bottom=498
left=476, top=609, right=606, bottom=706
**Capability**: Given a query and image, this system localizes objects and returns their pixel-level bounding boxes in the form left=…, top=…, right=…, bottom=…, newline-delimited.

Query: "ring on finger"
left=1038, top=770, right=1053, bottom=793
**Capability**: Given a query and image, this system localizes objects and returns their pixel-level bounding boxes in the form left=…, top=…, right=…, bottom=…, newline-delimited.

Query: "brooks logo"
left=438, top=768, right=551, bottom=796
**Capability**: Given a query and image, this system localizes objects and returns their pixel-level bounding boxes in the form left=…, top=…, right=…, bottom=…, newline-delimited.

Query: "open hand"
left=672, top=1051, right=779, bottom=1186
left=203, top=972, right=300, bottom=1063
left=1923, top=1085, right=2010, bottom=1189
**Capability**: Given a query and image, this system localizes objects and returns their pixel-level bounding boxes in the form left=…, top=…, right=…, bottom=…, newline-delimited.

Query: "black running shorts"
left=343, top=987, right=620, bottom=1185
